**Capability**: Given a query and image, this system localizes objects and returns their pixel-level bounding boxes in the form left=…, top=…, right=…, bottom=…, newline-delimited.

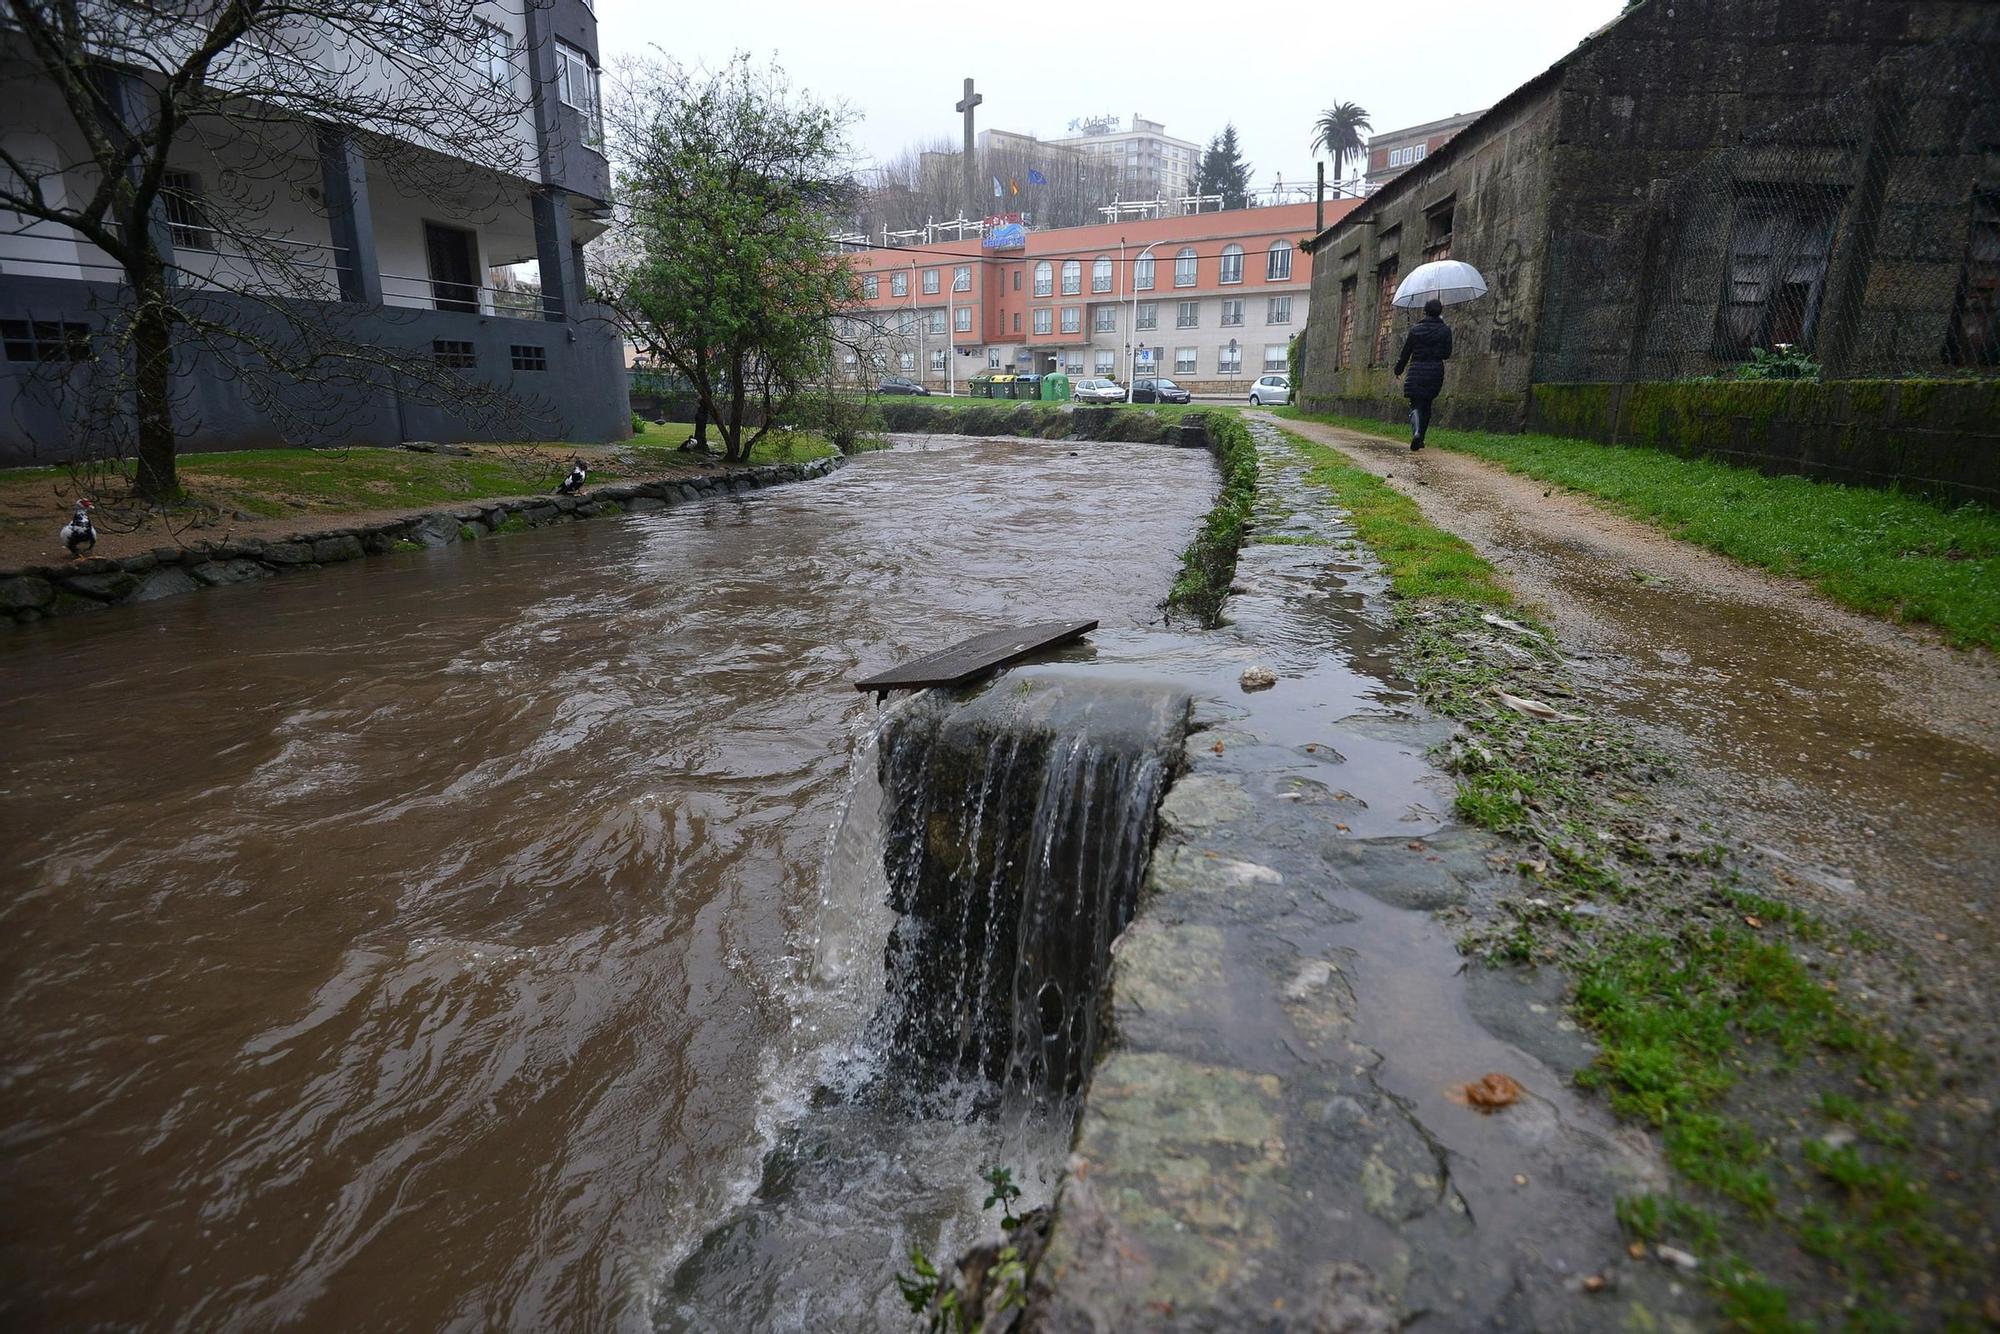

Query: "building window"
left=0, top=319, right=90, bottom=362
left=862, top=274, right=878, bottom=300
left=927, top=308, right=947, bottom=335
left=899, top=351, right=914, bottom=372
left=1220, top=299, right=1244, bottom=327
left=1219, top=244, right=1244, bottom=284
left=922, top=269, right=940, bottom=295
left=1716, top=188, right=1840, bottom=356
left=1092, top=256, right=1113, bottom=292
left=1135, top=255, right=1155, bottom=290
left=1093, top=305, right=1117, bottom=332
left=988, top=350, right=1002, bottom=367
left=1267, top=295, right=1292, bottom=324
left=930, top=348, right=947, bottom=372
left=476, top=20, right=513, bottom=91
left=1033, top=261, right=1053, bottom=297
left=1174, top=346, right=1196, bottom=374
left=1373, top=258, right=1399, bottom=363
left=1061, top=259, right=1082, bottom=295
left=1013, top=313, right=1021, bottom=333
left=1176, top=301, right=1199, bottom=329
left=509, top=343, right=546, bottom=371
left=1094, top=349, right=1115, bottom=373
left=554, top=41, right=602, bottom=149
left=1136, top=302, right=1158, bottom=330
left=1060, top=306, right=1081, bottom=334
left=1424, top=199, right=1455, bottom=262
left=1219, top=344, right=1242, bottom=375
left=955, top=306, right=972, bottom=332
left=160, top=170, right=212, bottom=250
left=1336, top=277, right=1357, bottom=369
left=1033, top=308, right=1052, bottom=334
left=890, top=270, right=909, bottom=297
left=1946, top=192, right=1998, bottom=366
left=1265, top=343, right=1288, bottom=372
left=1013, top=268, right=1022, bottom=291
left=1064, top=351, right=1084, bottom=373
left=1267, top=240, right=1293, bottom=281
left=1174, top=246, right=1197, bottom=286
left=954, top=265, right=972, bottom=292
left=432, top=339, right=476, bottom=369
left=1388, top=144, right=1429, bottom=168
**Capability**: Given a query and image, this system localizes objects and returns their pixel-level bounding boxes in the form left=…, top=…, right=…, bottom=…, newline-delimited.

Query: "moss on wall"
left=1528, top=379, right=1999, bottom=504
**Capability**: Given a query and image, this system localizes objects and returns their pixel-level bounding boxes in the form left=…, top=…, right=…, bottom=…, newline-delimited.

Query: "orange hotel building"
left=839, top=199, right=1361, bottom=393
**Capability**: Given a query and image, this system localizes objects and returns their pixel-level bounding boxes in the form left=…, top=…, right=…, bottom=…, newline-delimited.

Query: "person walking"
left=1393, top=297, right=1453, bottom=450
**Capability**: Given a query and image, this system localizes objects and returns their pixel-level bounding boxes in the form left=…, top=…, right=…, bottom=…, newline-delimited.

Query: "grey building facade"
left=1299, top=0, right=2000, bottom=435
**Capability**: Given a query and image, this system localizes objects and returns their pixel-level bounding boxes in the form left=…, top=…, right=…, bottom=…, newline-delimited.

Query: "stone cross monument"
left=956, top=77, right=982, bottom=220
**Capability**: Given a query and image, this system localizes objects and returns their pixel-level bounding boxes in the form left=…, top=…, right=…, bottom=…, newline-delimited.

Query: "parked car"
left=1131, top=377, right=1192, bottom=404
left=877, top=375, right=929, bottom=396
left=1248, top=373, right=1292, bottom=407
left=1072, top=378, right=1127, bottom=403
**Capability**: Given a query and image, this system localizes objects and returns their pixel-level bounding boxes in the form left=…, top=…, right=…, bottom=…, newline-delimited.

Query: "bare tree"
left=0, top=0, right=569, bottom=500
left=853, top=134, right=1129, bottom=237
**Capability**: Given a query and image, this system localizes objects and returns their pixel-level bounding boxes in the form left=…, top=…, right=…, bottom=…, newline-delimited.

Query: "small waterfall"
left=874, top=668, right=1191, bottom=1099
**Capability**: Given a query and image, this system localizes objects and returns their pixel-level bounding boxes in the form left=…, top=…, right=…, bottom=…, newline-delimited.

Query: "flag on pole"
left=1007, top=176, right=1020, bottom=196
left=1027, top=168, right=1047, bottom=186
left=992, top=176, right=1002, bottom=198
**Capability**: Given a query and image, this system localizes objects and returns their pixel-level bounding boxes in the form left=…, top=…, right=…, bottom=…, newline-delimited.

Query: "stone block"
left=119, top=553, right=158, bottom=574
left=188, top=559, right=272, bottom=587
left=312, top=534, right=366, bottom=563
left=262, top=542, right=314, bottom=566
left=0, top=575, right=55, bottom=611
left=61, top=570, right=139, bottom=601
left=130, top=567, right=201, bottom=603
left=410, top=513, right=463, bottom=546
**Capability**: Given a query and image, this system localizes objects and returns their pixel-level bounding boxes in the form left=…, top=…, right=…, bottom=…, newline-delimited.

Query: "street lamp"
left=1126, top=239, right=1158, bottom=404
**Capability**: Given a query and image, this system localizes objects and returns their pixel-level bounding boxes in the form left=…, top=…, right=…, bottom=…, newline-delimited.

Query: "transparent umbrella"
left=1393, top=259, right=1488, bottom=308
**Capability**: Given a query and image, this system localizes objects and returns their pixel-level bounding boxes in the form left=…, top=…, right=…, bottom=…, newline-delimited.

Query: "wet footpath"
left=1032, top=421, right=1709, bottom=1330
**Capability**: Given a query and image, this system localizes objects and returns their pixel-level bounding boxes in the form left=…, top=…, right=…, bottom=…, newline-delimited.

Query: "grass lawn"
left=0, top=426, right=839, bottom=564
left=1284, top=409, right=2000, bottom=652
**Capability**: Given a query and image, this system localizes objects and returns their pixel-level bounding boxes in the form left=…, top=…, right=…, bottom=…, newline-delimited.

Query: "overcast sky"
left=595, top=0, right=1627, bottom=188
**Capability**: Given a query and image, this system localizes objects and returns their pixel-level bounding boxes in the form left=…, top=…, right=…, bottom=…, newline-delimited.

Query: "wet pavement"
left=1032, top=422, right=1709, bottom=1329
left=1263, top=414, right=2000, bottom=964
left=0, top=436, right=1217, bottom=1332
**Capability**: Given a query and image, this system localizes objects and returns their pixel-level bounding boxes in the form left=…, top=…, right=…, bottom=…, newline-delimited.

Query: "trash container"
left=1039, top=372, right=1072, bottom=402
left=968, top=373, right=994, bottom=398
left=1010, top=374, right=1043, bottom=400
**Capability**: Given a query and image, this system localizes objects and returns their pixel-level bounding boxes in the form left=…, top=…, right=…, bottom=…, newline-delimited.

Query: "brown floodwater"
left=0, top=437, right=1217, bottom=1331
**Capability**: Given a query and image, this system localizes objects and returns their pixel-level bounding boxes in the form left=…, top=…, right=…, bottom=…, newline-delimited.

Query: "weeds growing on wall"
left=1165, top=413, right=1257, bottom=626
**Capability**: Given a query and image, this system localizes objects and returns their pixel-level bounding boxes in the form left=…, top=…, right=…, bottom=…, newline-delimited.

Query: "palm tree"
left=1310, top=102, right=1374, bottom=189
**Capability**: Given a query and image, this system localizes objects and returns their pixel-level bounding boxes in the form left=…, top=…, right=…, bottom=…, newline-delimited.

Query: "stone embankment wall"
left=877, top=401, right=1213, bottom=447
left=2, top=457, right=843, bottom=627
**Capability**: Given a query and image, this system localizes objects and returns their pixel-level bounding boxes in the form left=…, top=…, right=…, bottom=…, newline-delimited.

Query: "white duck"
left=60, top=499, right=96, bottom=558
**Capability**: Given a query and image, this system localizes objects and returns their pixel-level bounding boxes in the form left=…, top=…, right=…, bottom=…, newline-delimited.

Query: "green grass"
left=1285, top=410, right=2000, bottom=651
left=1275, top=428, right=1513, bottom=605
left=1165, top=413, right=1257, bottom=626
left=626, top=420, right=840, bottom=463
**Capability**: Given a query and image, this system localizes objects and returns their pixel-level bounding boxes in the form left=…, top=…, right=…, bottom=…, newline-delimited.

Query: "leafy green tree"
left=1194, top=124, right=1253, bottom=210
left=1310, top=102, right=1374, bottom=184
left=596, top=56, right=860, bottom=463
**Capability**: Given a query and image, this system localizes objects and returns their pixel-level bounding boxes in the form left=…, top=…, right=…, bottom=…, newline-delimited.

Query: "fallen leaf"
left=1934, top=932, right=1949, bottom=942
left=1512, top=1173, right=1528, bottom=1186
left=1583, top=1275, right=1606, bottom=1294
left=1744, top=915, right=1763, bottom=929
left=1494, top=689, right=1562, bottom=720
left=1407, top=840, right=1427, bottom=851
left=1334, top=823, right=1349, bottom=832
left=1447, top=1072, right=1524, bottom=1113
left=1627, top=1242, right=1646, bottom=1260
left=1211, top=739, right=1226, bottom=754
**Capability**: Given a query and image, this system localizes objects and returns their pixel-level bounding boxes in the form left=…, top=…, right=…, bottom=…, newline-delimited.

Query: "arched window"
left=1174, top=246, right=1197, bottom=286
left=1061, top=259, right=1082, bottom=294
left=1219, top=244, right=1244, bottom=284
left=1267, top=239, right=1294, bottom=281
left=1092, top=256, right=1113, bottom=292
left=1033, top=261, right=1053, bottom=297
left=1134, top=255, right=1155, bottom=290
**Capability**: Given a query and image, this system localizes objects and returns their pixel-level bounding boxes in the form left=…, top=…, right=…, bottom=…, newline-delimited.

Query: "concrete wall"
left=0, top=276, right=629, bottom=466
left=1300, top=89, right=1561, bottom=431
left=1526, top=378, right=2000, bottom=504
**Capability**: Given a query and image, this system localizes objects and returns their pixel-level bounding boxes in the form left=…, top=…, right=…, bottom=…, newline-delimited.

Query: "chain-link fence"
left=1540, top=40, right=1997, bottom=384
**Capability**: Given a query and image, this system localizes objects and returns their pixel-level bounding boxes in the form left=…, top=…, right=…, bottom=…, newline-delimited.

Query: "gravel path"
left=1259, top=413, right=2000, bottom=967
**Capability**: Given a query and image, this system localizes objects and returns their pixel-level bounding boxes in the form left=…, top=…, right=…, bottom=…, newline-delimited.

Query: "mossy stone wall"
left=1526, top=379, right=2000, bottom=504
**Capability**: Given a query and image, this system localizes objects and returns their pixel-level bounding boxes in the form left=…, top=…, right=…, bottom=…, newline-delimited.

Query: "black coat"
left=1394, top=315, right=1453, bottom=400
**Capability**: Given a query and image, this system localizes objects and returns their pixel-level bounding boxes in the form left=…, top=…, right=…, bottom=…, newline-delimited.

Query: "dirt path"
left=1259, top=413, right=2000, bottom=969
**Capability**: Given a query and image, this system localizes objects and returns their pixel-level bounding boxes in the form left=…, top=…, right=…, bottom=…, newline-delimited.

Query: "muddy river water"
left=0, top=438, right=1218, bottom=1330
